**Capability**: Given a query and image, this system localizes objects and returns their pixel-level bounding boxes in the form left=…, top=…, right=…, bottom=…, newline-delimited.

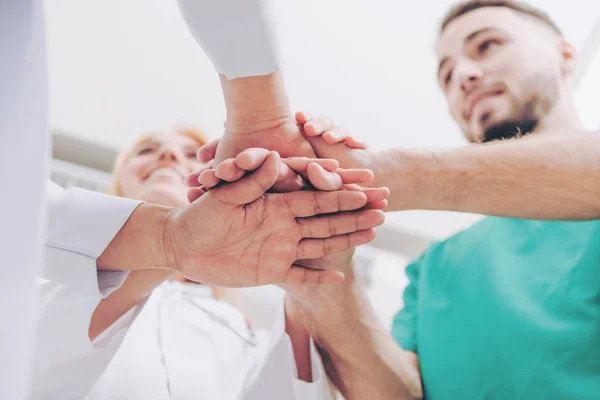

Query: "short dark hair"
left=440, top=0, right=562, bottom=35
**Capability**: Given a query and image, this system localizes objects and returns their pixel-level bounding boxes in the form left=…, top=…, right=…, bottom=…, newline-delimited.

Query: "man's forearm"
left=96, top=203, right=173, bottom=271
left=373, top=131, right=600, bottom=219
left=290, top=269, right=422, bottom=399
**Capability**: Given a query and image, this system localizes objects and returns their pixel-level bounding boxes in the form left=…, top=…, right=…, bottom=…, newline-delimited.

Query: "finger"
left=344, top=184, right=390, bottom=203
left=364, top=199, right=388, bottom=210
left=344, top=136, right=368, bottom=150
left=198, top=169, right=222, bottom=189
left=282, top=267, right=345, bottom=286
left=197, top=138, right=219, bottom=163
left=306, top=163, right=343, bottom=191
left=282, top=190, right=368, bottom=217
left=336, top=168, right=374, bottom=185
left=215, top=158, right=246, bottom=182
left=234, top=148, right=271, bottom=171
left=322, top=125, right=351, bottom=144
left=213, top=151, right=280, bottom=205
left=297, top=229, right=377, bottom=259
left=303, top=116, right=335, bottom=137
left=294, top=111, right=312, bottom=125
left=271, top=162, right=307, bottom=193
left=298, top=209, right=385, bottom=238
left=186, top=171, right=202, bottom=188
left=186, top=160, right=214, bottom=188
left=187, top=186, right=207, bottom=203
left=282, top=157, right=338, bottom=173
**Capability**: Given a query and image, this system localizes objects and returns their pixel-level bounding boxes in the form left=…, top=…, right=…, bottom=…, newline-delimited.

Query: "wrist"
left=220, top=72, right=293, bottom=134
left=372, top=148, right=440, bottom=211
left=292, top=273, right=362, bottom=327
left=97, top=203, right=175, bottom=271
left=141, top=203, right=177, bottom=270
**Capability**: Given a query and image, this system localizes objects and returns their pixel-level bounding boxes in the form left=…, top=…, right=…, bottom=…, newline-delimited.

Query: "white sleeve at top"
left=177, top=0, right=280, bottom=79
left=241, top=302, right=336, bottom=400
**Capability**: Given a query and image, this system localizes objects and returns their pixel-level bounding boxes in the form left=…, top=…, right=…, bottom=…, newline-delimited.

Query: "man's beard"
left=483, top=96, right=555, bottom=143
left=482, top=118, right=538, bottom=142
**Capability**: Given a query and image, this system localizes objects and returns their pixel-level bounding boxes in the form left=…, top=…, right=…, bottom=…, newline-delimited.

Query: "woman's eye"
left=136, top=147, right=155, bottom=156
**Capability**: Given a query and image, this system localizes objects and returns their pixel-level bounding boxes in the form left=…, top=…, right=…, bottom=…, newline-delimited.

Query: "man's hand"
left=166, top=150, right=384, bottom=288
left=296, top=111, right=375, bottom=172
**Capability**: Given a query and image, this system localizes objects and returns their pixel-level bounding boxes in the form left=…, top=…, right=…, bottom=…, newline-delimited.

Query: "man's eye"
left=479, top=39, right=501, bottom=54
left=445, top=70, right=453, bottom=86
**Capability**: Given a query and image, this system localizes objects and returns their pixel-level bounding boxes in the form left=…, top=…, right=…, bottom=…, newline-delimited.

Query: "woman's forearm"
left=89, top=269, right=175, bottom=340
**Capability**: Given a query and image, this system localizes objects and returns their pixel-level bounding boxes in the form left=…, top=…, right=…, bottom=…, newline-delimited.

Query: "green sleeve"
left=391, top=254, right=423, bottom=353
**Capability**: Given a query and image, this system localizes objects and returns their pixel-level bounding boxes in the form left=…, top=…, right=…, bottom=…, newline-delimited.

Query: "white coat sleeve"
left=240, top=303, right=336, bottom=400
left=29, top=183, right=146, bottom=399
left=177, top=0, right=280, bottom=79
left=43, top=181, right=141, bottom=294
left=30, top=278, right=146, bottom=400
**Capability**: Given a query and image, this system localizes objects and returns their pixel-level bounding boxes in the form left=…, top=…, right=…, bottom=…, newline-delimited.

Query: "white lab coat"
left=1, top=2, right=141, bottom=398
left=85, top=281, right=335, bottom=400
left=29, top=184, right=142, bottom=400
left=1, top=2, right=49, bottom=398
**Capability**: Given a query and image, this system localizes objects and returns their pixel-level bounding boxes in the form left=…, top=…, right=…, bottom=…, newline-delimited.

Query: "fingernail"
left=328, top=131, right=339, bottom=139
left=307, top=122, right=319, bottom=132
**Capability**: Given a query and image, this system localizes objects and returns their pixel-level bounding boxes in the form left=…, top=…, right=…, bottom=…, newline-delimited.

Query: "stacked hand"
left=172, top=148, right=386, bottom=288
left=186, top=143, right=387, bottom=292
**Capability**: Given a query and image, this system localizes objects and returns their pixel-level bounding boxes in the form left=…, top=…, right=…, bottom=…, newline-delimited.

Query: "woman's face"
left=118, top=132, right=204, bottom=206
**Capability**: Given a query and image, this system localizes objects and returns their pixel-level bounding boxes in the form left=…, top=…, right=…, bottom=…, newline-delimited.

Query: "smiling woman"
left=107, top=127, right=209, bottom=206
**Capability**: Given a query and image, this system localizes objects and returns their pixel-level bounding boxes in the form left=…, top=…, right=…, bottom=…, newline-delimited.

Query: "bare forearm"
left=374, top=131, right=600, bottom=219
left=92, top=203, right=178, bottom=339
left=293, top=271, right=422, bottom=399
left=284, top=294, right=313, bottom=382
left=89, top=269, right=175, bottom=340
left=96, top=203, right=174, bottom=271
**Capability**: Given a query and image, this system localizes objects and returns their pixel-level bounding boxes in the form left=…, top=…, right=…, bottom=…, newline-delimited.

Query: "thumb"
left=212, top=151, right=281, bottom=205
left=197, top=138, right=219, bottom=163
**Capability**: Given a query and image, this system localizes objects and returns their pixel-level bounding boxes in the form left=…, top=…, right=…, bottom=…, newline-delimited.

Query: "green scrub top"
left=392, top=217, right=600, bottom=399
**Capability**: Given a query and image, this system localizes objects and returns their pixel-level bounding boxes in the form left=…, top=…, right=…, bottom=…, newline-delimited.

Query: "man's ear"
left=558, top=39, right=577, bottom=78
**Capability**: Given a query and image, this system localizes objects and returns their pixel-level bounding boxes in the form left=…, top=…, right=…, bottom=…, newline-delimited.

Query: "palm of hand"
left=171, top=192, right=302, bottom=287
left=214, top=120, right=316, bottom=164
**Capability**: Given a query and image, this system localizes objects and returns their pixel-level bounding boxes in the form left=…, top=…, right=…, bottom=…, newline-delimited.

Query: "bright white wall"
left=44, top=0, right=600, bottom=240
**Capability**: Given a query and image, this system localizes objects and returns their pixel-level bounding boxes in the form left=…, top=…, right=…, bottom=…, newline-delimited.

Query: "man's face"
left=436, top=7, right=569, bottom=142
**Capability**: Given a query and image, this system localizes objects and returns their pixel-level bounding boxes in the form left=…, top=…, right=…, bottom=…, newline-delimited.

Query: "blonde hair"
left=108, top=126, right=241, bottom=308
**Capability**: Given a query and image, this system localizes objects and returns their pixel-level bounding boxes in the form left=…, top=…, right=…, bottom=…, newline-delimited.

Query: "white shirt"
left=85, top=281, right=334, bottom=400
